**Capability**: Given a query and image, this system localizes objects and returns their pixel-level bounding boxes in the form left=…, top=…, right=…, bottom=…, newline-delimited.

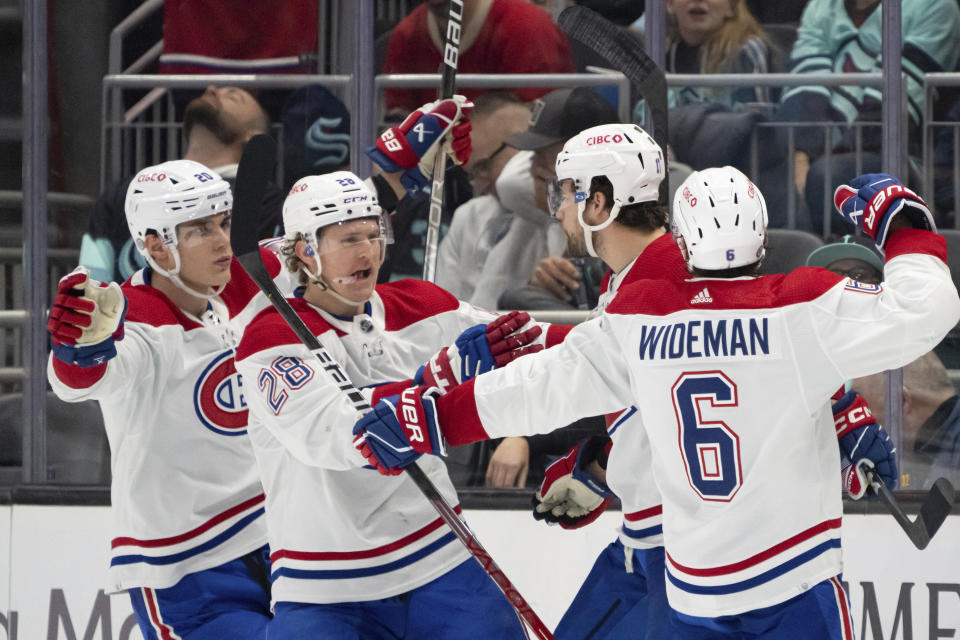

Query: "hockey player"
left=47, top=160, right=289, bottom=639
left=233, top=135, right=565, bottom=634
left=44, top=96, right=480, bottom=640
left=537, top=144, right=897, bottom=638
left=536, top=122, right=684, bottom=639
left=353, top=170, right=958, bottom=639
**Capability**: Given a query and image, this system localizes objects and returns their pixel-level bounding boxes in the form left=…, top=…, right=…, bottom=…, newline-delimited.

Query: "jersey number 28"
left=671, top=371, right=743, bottom=501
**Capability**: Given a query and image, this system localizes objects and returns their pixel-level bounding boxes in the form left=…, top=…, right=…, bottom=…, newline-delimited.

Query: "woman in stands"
left=636, top=0, right=771, bottom=113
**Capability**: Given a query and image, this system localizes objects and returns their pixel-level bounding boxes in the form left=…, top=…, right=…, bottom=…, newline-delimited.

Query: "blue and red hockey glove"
left=834, top=173, right=935, bottom=251
left=353, top=386, right=446, bottom=475
left=533, top=435, right=615, bottom=529
left=833, top=390, right=898, bottom=499
left=47, top=267, right=127, bottom=367
left=366, top=96, right=474, bottom=196
left=415, top=311, right=543, bottom=394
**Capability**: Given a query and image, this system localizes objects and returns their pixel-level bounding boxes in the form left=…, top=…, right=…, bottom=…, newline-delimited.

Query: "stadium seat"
left=761, top=229, right=824, bottom=275
left=0, top=391, right=109, bottom=485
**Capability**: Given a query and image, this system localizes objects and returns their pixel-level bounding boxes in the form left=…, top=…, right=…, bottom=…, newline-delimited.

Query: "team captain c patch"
left=194, top=350, right=248, bottom=436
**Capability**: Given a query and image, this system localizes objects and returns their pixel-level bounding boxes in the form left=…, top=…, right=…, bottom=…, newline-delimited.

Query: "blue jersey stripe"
left=607, top=406, right=637, bottom=436
left=665, top=538, right=841, bottom=595
left=270, top=531, right=457, bottom=581
left=111, top=508, right=264, bottom=566
left=621, top=524, right=662, bottom=539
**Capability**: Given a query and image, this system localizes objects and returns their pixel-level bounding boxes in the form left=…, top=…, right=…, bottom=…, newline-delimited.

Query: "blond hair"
left=668, top=0, right=768, bottom=74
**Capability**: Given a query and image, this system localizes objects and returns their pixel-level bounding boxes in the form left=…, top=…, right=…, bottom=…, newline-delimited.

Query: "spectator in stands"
left=435, top=94, right=533, bottom=305
left=80, top=86, right=283, bottom=283
left=805, top=234, right=884, bottom=284
left=633, top=0, right=772, bottom=196
left=374, top=91, right=526, bottom=283
left=381, top=0, right=575, bottom=115
left=663, top=0, right=772, bottom=109
left=852, top=352, right=960, bottom=490
left=780, top=0, right=960, bottom=235
left=495, top=87, right=620, bottom=311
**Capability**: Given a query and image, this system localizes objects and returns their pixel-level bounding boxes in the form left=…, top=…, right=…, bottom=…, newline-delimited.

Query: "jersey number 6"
left=671, top=371, right=743, bottom=501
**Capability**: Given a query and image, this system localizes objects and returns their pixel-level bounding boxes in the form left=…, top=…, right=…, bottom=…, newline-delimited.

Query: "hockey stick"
left=421, top=0, right=463, bottom=282
left=557, top=5, right=670, bottom=204
left=866, top=468, right=954, bottom=550
left=233, top=134, right=554, bottom=640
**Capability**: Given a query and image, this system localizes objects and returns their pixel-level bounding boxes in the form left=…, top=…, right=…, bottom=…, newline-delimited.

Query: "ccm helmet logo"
left=400, top=387, right=425, bottom=444
left=682, top=186, right=697, bottom=207
left=343, top=196, right=368, bottom=203
left=585, top=134, right=624, bottom=145
left=137, top=172, right=167, bottom=183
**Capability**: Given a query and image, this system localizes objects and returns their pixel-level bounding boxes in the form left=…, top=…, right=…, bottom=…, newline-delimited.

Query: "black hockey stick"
left=557, top=5, right=670, bottom=204
left=233, top=134, right=554, bottom=640
left=866, top=468, right=954, bottom=550
left=422, top=0, right=464, bottom=282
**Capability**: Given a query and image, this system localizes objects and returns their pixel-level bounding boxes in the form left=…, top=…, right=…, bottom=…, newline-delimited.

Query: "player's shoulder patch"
left=377, top=279, right=460, bottom=331
left=235, top=298, right=344, bottom=361
left=122, top=283, right=203, bottom=330
left=842, top=278, right=882, bottom=295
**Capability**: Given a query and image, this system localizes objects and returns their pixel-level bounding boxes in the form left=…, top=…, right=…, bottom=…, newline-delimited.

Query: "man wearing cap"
left=498, top=87, right=622, bottom=310
left=806, top=234, right=884, bottom=284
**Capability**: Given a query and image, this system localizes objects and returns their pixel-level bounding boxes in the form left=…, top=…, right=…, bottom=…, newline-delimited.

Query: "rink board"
left=0, top=506, right=957, bottom=639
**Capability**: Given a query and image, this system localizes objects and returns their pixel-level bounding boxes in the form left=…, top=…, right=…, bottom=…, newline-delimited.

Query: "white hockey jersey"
left=234, top=279, right=564, bottom=606
left=436, top=229, right=960, bottom=617
left=48, top=249, right=290, bottom=592
left=595, top=233, right=689, bottom=549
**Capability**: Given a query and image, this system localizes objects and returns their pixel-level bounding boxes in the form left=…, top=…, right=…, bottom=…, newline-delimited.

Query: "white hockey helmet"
left=124, top=159, right=233, bottom=298
left=282, top=171, right=391, bottom=290
left=125, top=159, right=232, bottom=253
left=554, top=123, right=665, bottom=257
left=671, top=166, right=768, bottom=272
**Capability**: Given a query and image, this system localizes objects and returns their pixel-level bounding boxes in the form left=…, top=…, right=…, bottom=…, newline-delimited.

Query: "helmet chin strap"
left=146, top=248, right=226, bottom=300
left=299, top=260, right=368, bottom=309
left=577, top=199, right=622, bottom=258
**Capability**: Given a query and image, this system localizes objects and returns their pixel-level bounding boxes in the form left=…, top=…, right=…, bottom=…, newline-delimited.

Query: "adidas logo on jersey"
left=690, top=288, right=713, bottom=304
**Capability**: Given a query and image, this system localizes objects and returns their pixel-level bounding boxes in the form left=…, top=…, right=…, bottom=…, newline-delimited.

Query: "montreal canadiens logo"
left=194, top=350, right=248, bottom=436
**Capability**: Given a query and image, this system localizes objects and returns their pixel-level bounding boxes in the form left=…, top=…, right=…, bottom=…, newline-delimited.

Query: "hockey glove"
left=415, top=311, right=543, bottom=394
left=533, top=435, right=615, bottom=529
left=366, top=96, right=474, bottom=196
left=833, top=173, right=935, bottom=251
left=833, top=390, right=898, bottom=499
left=353, top=386, right=446, bottom=476
left=47, top=267, right=127, bottom=368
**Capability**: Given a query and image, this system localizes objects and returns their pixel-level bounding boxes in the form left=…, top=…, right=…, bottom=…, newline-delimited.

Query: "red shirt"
left=382, top=0, right=574, bottom=112
left=160, top=0, right=318, bottom=73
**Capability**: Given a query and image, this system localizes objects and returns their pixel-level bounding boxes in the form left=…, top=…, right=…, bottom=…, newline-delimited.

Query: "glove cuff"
left=366, top=144, right=404, bottom=175
left=400, top=167, right=429, bottom=198
left=51, top=335, right=118, bottom=368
